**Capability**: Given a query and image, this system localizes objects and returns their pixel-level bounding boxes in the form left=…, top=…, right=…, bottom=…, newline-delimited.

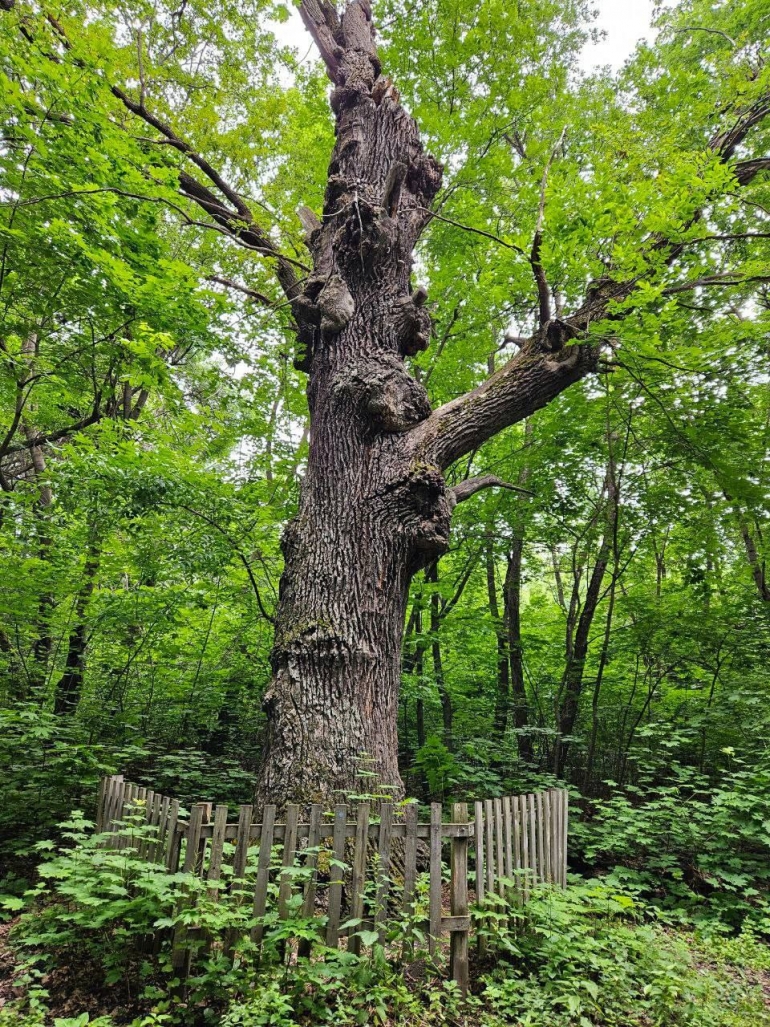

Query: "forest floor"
left=1, top=915, right=770, bottom=1027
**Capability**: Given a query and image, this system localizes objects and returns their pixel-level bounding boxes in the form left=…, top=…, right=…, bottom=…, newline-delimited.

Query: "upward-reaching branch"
left=530, top=127, right=567, bottom=327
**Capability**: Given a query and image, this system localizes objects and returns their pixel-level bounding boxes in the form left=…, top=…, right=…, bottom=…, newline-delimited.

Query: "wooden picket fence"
left=96, top=775, right=568, bottom=993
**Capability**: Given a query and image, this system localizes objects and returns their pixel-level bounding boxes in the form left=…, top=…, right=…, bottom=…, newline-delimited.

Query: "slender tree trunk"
left=583, top=570, right=617, bottom=791
left=737, top=513, right=769, bottom=602
left=426, top=562, right=453, bottom=748
left=554, top=447, right=619, bottom=778
left=505, top=534, right=534, bottom=763
left=487, top=540, right=510, bottom=741
left=54, top=534, right=101, bottom=715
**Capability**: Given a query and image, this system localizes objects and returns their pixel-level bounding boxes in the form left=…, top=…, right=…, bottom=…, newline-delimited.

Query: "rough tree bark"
left=253, top=0, right=598, bottom=805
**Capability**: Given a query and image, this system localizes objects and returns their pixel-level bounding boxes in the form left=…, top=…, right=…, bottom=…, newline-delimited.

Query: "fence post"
left=449, top=802, right=469, bottom=997
left=298, top=803, right=324, bottom=957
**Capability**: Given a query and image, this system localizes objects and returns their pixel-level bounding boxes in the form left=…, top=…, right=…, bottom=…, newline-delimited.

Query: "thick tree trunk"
left=254, top=0, right=598, bottom=807
left=254, top=1, right=446, bottom=805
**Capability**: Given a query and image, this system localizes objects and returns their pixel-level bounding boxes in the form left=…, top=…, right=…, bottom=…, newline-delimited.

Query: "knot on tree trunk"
left=366, top=463, right=451, bottom=568
left=334, top=196, right=399, bottom=273
left=393, top=290, right=431, bottom=355
left=331, top=354, right=431, bottom=432
left=318, top=274, right=355, bottom=332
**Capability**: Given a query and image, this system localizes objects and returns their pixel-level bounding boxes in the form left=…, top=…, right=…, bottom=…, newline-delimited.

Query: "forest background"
left=0, top=0, right=769, bottom=1024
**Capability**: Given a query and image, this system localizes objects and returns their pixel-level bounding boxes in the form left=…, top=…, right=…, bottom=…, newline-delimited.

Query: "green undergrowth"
left=0, top=812, right=768, bottom=1027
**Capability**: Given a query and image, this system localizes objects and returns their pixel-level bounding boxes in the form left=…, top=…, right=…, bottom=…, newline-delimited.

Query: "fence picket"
left=403, top=800, right=418, bottom=915
left=298, top=803, right=323, bottom=957
left=348, top=802, right=370, bottom=955
left=527, top=793, right=537, bottom=884
left=375, top=803, right=393, bottom=943
left=428, top=802, right=442, bottom=955
left=493, top=798, right=504, bottom=899
left=503, top=797, right=514, bottom=883
left=231, top=804, right=253, bottom=884
left=518, top=795, right=529, bottom=901
left=277, top=804, right=300, bottom=919
left=207, top=804, right=229, bottom=898
left=251, top=804, right=276, bottom=949
left=543, top=790, right=552, bottom=883
left=172, top=803, right=207, bottom=973
left=561, top=789, right=569, bottom=886
left=512, top=797, right=522, bottom=905
left=326, top=804, right=347, bottom=948
left=484, top=798, right=494, bottom=896
left=165, top=799, right=181, bottom=871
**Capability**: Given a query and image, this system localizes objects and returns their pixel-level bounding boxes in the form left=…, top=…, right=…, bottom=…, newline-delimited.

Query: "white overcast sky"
left=582, top=0, right=658, bottom=70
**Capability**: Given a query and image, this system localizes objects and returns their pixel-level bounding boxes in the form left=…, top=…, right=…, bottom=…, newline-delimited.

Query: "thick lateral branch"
left=448, top=474, right=534, bottom=508
left=410, top=343, right=598, bottom=470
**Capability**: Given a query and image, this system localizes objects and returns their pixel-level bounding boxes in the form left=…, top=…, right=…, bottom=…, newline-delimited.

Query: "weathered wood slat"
left=185, top=804, right=208, bottom=875
left=207, top=804, right=229, bottom=898
left=375, top=803, right=393, bottom=943
left=428, top=802, right=442, bottom=955
left=553, top=788, right=563, bottom=887
left=231, top=804, right=253, bottom=885
left=298, top=803, right=323, bottom=957
left=348, top=802, right=370, bottom=956
left=449, top=803, right=469, bottom=997
left=473, top=801, right=484, bottom=901
left=277, top=804, right=300, bottom=919
left=226, top=803, right=254, bottom=956
left=518, top=794, right=530, bottom=902
left=561, top=788, right=569, bottom=886
left=527, top=792, right=537, bottom=884
left=138, top=790, right=154, bottom=860
left=503, top=796, right=514, bottom=883
left=493, top=797, right=505, bottom=899
left=165, top=799, right=181, bottom=871
left=543, top=789, right=553, bottom=883
left=484, top=798, right=494, bottom=896
left=512, top=796, right=523, bottom=905
left=172, top=803, right=207, bottom=973
left=147, top=792, right=162, bottom=862
left=325, top=804, right=347, bottom=948
left=473, top=800, right=485, bottom=948
left=403, top=801, right=418, bottom=915
left=535, top=791, right=545, bottom=885
left=251, top=804, right=276, bottom=949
